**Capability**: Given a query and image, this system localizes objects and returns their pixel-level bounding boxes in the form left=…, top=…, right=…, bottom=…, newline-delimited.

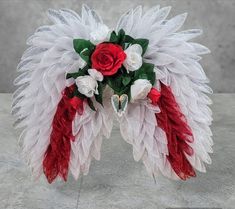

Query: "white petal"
left=88, top=69, right=103, bottom=81
left=128, top=44, right=143, bottom=54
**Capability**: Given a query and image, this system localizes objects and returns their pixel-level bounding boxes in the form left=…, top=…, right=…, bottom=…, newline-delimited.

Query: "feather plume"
left=118, top=5, right=212, bottom=179
left=12, top=6, right=112, bottom=179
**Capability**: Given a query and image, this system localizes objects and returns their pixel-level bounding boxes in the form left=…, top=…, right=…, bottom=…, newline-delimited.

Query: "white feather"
left=12, top=5, right=112, bottom=179
left=119, top=102, right=178, bottom=179
left=70, top=90, right=113, bottom=179
left=117, top=5, right=213, bottom=179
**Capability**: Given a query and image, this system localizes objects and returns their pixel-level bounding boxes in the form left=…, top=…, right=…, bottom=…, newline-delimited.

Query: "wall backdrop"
left=0, top=0, right=234, bottom=93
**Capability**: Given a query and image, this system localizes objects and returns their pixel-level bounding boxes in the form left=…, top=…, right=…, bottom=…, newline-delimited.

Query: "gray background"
left=0, top=0, right=235, bottom=93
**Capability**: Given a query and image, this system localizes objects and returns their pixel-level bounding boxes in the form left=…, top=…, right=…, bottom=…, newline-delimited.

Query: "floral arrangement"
left=66, top=29, right=159, bottom=115
left=13, top=5, right=213, bottom=184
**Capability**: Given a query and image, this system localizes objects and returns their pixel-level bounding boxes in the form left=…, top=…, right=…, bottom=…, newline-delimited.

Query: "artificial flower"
left=88, top=68, right=104, bottom=81
left=91, top=43, right=126, bottom=76
left=148, top=88, right=161, bottom=105
left=123, top=44, right=143, bottom=72
left=75, top=75, right=98, bottom=97
left=131, top=79, right=152, bottom=101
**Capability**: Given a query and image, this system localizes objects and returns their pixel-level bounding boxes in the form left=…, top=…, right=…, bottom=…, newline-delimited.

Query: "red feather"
left=156, top=83, right=196, bottom=180
left=43, top=85, right=84, bottom=183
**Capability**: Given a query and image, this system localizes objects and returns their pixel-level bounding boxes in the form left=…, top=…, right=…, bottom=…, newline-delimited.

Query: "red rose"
left=148, top=88, right=161, bottom=105
left=91, top=43, right=126, bottom=76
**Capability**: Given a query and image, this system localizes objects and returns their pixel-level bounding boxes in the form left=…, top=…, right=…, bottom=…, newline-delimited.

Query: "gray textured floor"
left=0, top=94, right=234, bottom=209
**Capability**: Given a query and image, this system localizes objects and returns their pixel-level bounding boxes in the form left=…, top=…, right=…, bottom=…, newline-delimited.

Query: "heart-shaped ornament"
left=111, top=94, right=128, bottom=117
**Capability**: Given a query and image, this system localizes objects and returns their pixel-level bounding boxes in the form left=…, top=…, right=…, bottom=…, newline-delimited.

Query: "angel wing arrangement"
left=12, top=5, right=213, bottom=183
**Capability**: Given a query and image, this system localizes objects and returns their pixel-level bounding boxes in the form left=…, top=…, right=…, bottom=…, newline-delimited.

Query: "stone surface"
left=0, top=0, right=235, bottom=93
left=0, top=93, right=235, bottom=209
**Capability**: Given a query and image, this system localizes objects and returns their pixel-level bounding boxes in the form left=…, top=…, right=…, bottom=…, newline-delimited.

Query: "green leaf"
left=136, top=63, right=154, bottom=75
left=122, top=76, right=131, bottom=86
left=132, top=39, right=149, bottom=55
left=73, top=39, right=95, bottom=63
left=73, top=39, right=94, bottom=54
left=134, top=62, right=156, bottom=85
left=109, top=31, right=118, bottom=43
left=118, top=29, right=125, bottom=45
left=124, top=35, right=135, bottom=43
left=87, top=98, right=96, bottom=111
left=95, top=82, right=104, bottom=105
left=148, top=72, right=156, bottom=86
left=127, top=90, right=131, bottom=102
left=106, top=75, right=123, bottom=93
left=118, top=29, right=125, bottom=37
left=66, top=65, right=89, bottom=79
left=109, top=29, right=126, bottom=45
left=119, top=86, right=130, bottom=95
left=80, top=49, right=92, bottom=64
left=138, top=73, right=148, bottom=80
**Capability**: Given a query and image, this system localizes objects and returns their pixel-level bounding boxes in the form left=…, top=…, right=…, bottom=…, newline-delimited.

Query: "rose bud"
left=75, top=75, right=98, bottom=98
left=123, top=44, right=143, bottom=72
left=147, top=88, right=161, bottom=105
left=130, top=79, right=152, bottom=101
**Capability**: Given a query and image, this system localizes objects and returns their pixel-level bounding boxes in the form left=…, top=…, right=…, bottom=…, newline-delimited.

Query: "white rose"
left=90, top=23, right=110, bottom=45
left=123, top=44, right=143, bottom=72
left=131, top=79, right=152, bottom=101
left=88, top=68, right=103, bottom=81
left=75, top=75, right=98, bottom=98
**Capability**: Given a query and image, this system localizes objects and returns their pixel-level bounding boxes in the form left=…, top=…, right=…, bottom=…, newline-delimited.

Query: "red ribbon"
left=155, top=83, right=196, bottom=180
left=43, top=85, right=84, bottom=183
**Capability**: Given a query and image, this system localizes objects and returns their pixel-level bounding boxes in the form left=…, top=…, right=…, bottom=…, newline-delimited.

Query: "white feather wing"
left=12, top=6, right=111, bottom=178
left=117, top=6, right=212, bottom=178
left=71, top=88, right=113, bottom=179
left=120, top=102, right=179, bottom=179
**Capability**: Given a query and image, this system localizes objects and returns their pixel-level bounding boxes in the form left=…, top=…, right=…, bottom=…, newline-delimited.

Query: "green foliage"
left=124, top=35, right=135, bottom=43
left=106, top=74, right=123, bottom=94
left=104, top=62, right=155, bottom=98
left=109, top=29, right=149, bottom=55
left=69, top=30, right=154, bottom=109
left=109, top=29, right=126, bottom=47
left=131, top=39, right=149, bottom=55
left=73, top=39, right=94, bottom=54
left=118, top=29, right=126, bottom=46
left=80, top=49, right=90, bottom=63
left=134, top=63, right=155, bottom=85
left=73, top=39, right=95, bottom=64
left=109, top=31, right=119, bottom=43
left=66, top=65, right=89, bottom=79
left=105, top=69, right=133, bottom=96
left=122, top=76, right=131, bottom=86
left=95, top=82, right=105, bottom=105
